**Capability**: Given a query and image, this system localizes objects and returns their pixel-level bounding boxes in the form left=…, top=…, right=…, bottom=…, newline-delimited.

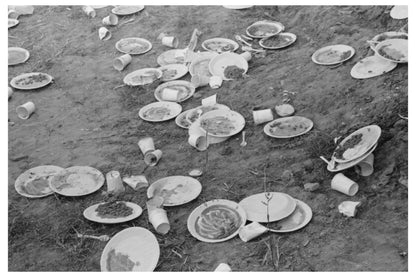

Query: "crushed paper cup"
left=191, top=75, right=211, bottom=88
left=8, top=87, right=13, bottom=99
left=188, top=134, right=208, bottom=151
left=122, top=175, right=148, bottom=190
left=338, top=201, right=361, bottom=217
left=8, top=10, right=19, bottom=19
left=240, top=51, right=252, bottom=62
left=201, top=94, right=217, bottom=106
left=252, top=108, right=273, bottom=125
left=214, top=263, right=232, bottom=272
left=354, top=153, right=374, bottom=177
left=331, top=173, right=359, bottom=196
left=102, top=14, right=118, bottom=26
left=238, top=222, right=268, bottom=242
left=106, top=170, right=125, bottom=194
left=138, top=137, right=155, bottom=156
left=209, top=76, right=223, bottom=89
left=162, top=36, right=179, bottom=48
left=148, top=207, right=170, bottom=235
left=161, top=88, right=180, bottom=101
left=16, top=101, right=35, bottom=120
left=113, top=54, right=132, bottom=71
left=98, top=27, right=111, bottom=41
left=144, top=149, right=163, bottom=166
left=82, top=6, right=96, bottom=18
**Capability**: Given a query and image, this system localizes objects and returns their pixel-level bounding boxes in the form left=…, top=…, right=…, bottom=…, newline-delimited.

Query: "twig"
left=172, top=249, right=183, bottom=258
left=113, top=84, right=126, bottom=90
left=398, top=114, right=408, bottom=120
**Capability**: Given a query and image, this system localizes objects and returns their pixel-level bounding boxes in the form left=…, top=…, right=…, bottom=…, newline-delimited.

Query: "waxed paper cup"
left=252, top=109, right=273, bottom=125
left=113, top=54, right=132, bottom=71
left=240, top=51, right=252, bottom=62
left=16, top=101, right=35, bottom=120
left=162, top=36, right=179, bottom=48
left=191, top=75, right=210, bottom=88
left=106, top=170, right=125, bottom=194
left=238, top=222, right=268, bottom=242
left=209, top=76, right=223, bottom=89
left=148, top=208, right=170, bottom=235
left=331, top=173, right=359, bottom=196
left=214, top=263, right=232, bottom=272
left=138, top=137, right=155, bottom=155
left=354, top=153, right=374, bottom=177
left=144, top=149, right=163, bottom=166
left=98, top=27, right=111, bottom=40
left=161, top=88, right=180, bottom=101
left=102, top=14, right=118, bottom=26
left=82, top=6, right=96, bottom=18
left=188, top=134, right=208, bottom=151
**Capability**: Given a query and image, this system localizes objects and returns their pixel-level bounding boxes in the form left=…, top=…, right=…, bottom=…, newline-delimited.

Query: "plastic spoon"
left=240, top=131, right=247, bottom=147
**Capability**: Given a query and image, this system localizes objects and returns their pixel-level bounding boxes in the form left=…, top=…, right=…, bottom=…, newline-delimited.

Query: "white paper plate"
left=8, top=47, right=30, bottom=66
left=246, top=21, right=285, bottom=39
left=311, top=44, right=355, bottom=65
left=10, top=72, right=53, bottom=90
left=259, top=32, right=297, bottom=50
left=49, top=166, right=105, bottom=197
left=138, top=101, right=182, bottom=122
left=115, top=37, right=152, bottom=55
left=208, top=52, right=248, bottom=80
left=147, top=176, right=202, bottom=206
left=369, top=32, right=408, bottom=51
left=201, top=38, right=239, bottom=54
left=111, top=5, right=144, bottom=15
left=157, top=49, right=187, bottom=66
left=186, top=104, right=230, bottom=125
left=188, top=117, right=230, bottom=145
left=239, top=192, right=297, bottom=223
left=100, top=227, right=159, bottom=272
left=374, top=39, right=408, bottom=63
left=8, top=19, right=19, bottom=29
left=189, top=52, right=218, bottom=77
left=332, top=125, right=381, bottom=163
left=267, top=199, right=312, bottom=233
left=264, top=116, right=313, bottom=139
left=175, top=109, right=194, bottom=129
left=154, top=80, right=195, bottom=103
left=223, top=5, right=253, bottom=9
left=327, top=143, right=377, bottom=172
left=350, top=55, right=397, bottom=79
left=187, top=199, right=246, bottom=243
left=158, top=64, right=188, bottom=81
left=123, top=68, right=162, bottom=86
left=390, top=5, right=408, bottom=19
left=199, top=109, right=245, bottom=138
left=83, top=201, right=143, bottom=224
left=14, top=165, right=64, bottom=198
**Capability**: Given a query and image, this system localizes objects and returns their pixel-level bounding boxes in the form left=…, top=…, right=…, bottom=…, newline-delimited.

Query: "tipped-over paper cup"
left=214, top=263, right=232, bottom=272
left=8, top=87, right=13, bottom=99
left=106, top=170, right=125, bottom=194
left=240, top=51, right=252, bottom=62
left=338, top=201, right=361, bottom=217
left=144, top=149, right=163, bottom=166
left=354, top=153, right=374, bottom=177
left=138, top=137, right=155, bottom=155
left=188, top=134, right=208, bottom=151
left=102, top=14, right=118, bottom=26
left=8, top=10, right=19, bottom=19
left=161, top=88, right=180, bottom=101
left=16, top=101, right=35, bottom=120
left=162, top=36, right=179, bottom=48
left=209, top=76, right=223, bottom=89
left=331, top=173, right=359, bottom=196
left=82, top=6, right=96, bottom=18
left=191, top=75, right=210, bottom=88
left=98, top=27, right=111, bottom=41
left=239, top=222, right=268, bottom=242
left=113, top=54, right=132, bottom=71
left=252, top=109, right=273, bottom=125
left=148, top=208, right=170, bottom=235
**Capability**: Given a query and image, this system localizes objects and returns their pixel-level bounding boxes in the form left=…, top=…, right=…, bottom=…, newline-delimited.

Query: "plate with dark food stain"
left=311, top=44, right=355, bottom=65
left=10, top=72, right=53, bottom=90
left=259, top=32, right=297, bottom=50
left=267, top=199, right=313, bottom=233
left=209, top=52, right=248, bottom=80
left=327, top=143, right=377, bottom=172
left=83, top=201, right=143, bottom=224
left=199, top=109, right=245, bottom=138
left=138, top=101, right=182, bottom=122
left=101, top=227, right=159, bottom=271
left=264, top=116, right=313, bottom=139
left=374, top=39, right=408, bottom=63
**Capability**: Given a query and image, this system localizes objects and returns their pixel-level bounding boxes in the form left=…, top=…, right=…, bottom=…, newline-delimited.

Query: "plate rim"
left=154, top=80, right=195, bottom=103
left=245, top=20, right=285, bottom=38
left=115, top=37, right=152, bottom=55
left=264, top=116, right=314, bottom=139
left=185, top=104, right=230, bottom=125
left=123, top=68, right=162, bottom=86
left=8, top=47, right=30, bottom=66
left=201, top=37, right=239, bottom=53
left=267, top=199, right=313, bottom=233
left=198, top=109, right=246, bottom=138
left=111, top=5, right=144, bottom=15
left=189, top=52, right=219, bottom=77
left=175, top=109, right=194, bottom=129
left=83, top=201, right=143, bottom=224
left=311, top=44, right=355, bottom=65
left=259, top=32, right=297, bottom=50
left=138, top=101, right=182, bottom=122
left=158, top=63, right=189, bottom=81
left=374, top=38, right=408, bottom=63
left=10, top=72, right=53, bottom=90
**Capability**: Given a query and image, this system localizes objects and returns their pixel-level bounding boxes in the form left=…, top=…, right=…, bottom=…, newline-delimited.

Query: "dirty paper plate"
left=8, top=19, right=19, bottom=29
left=158, top=63, right=188, bottom=81
left=83, top=201, right=143, bottom=224
left=374, top=39, right=408, bottom=63
left=311, top=44, right=355, bottom=65
left=138, top=101, right=182, bottom=122
left=199, top=109, right=245, bottom=138
left=327, top=143, right=377, bottom=172
left=147, top=176, right=202, bottom=206
left=154, top=80, right=195, bottom=103
left=189, top=52, right=218, bottom=77
left=267, top=199, right=313, bottom=233
left=239, top=192, right=297, bottom=223
left=187, top=199, right=246, bottom=243
left=369, top=31, right=408, bottom=51
left=201, top=38, right=239, bottom=53
left=208, top=52, right=248, bottom=80
left=10, top=72, right=53, bottom=90
left=186, top=104, right=230, bottom=125
left=111, top=5, right=144, bottom=15
left=390, top=5, right=408, bottom=19
left=115, top=37, right=152, bottom=55
left=49, top=166, right=105, bottom=197
left=259, top=32, right=297, bottom=50
left=223, top=5, right=253, bottom=9
left=8, top=47, right=30, bottom=66
left=157, top=49, right=187, bottom=66
left=175, top=109, right=194, bottom=129
left=123, top=68, right=162, bottom=86
left=264, top=116, right=313, bottom=139
left=14, top=165, right=64, bottom=198
left=101, top=227, right=159, bottom=271
left=350, top=55, right=397, bottom=79
left=246, top=20, right=285, bottom=38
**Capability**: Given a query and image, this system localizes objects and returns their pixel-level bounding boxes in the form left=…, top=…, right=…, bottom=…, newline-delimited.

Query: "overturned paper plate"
left=10, top=72, right=53, bottom=90
left=199, top=109, right=245, bottom=138
left=83, top=201, right=143, bottom=224
left=101, top=227, right=159, bottom=271
left=112, top=5, right=144, bottom=15
left=350, top=55, right=397, bottom=79
left=209, top=52, right=248, bottom=80
left=246, top=20, right=285, bottom=38
left=158, top=63, right=188, bottom=81
left=201, top=38, right=239, bottom=54
left=374, top=39, right=408, bottom=63
left=123, top=68, right=162, bottom=86
left=138, top=101, right=182, bottom=122
left=15, top=165, right=63, bottom=198
left=312, top=44, right=355, bottom=65
left=116, top=37, right=152, bottom=55
left=154, top=80, right=195, bottom=103
left=390, top=5, right=408, bottom=19
left=8, top=47, right=30, bottom=66
left=223, top=5, right=253, bottom=9
left=267, top=199, right=312, bottom=233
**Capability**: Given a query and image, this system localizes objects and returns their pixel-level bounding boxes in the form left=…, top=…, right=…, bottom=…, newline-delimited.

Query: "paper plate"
left=189, top=52, right=218, bottom=77
left=154, top=81, right=195, bottom=103
left=312, top=45, right=355, bottom=65
left=201, top=38, right=239, bottom=54
left=208, top=52, right=248, bottom=80
left=8, top=19, right=19, bottom=29
left=8, top=47, right=30, bottom=66
left=374, top=39, right=408, bottom=63
left=147, top=176, right=202, bottom=206
left=350, top=55, right=397, bottom=79
left=157, top=49, right=187, bottom=66
left=90, top=5, right=108, bottom=9
left=267, top=199, right=312, bottom=233
left=138, top=101, right=182, bottom=122
left=83, top=201, right=143, bottom=224
left=115, top=37, right=152, bottom=55
left=111, top=5, right=144, bottom=15
left=49, top=166, right=105, bottom=197
left=10, top=72, right=53, bottom=90
left=264, top=116, right=313, bottom=139
left=187, top=199, right=246, bottom=243
left=158, top=64, right=188, bottom=81
left=175, top=109, right=194, bottom=129
left=390, top=5, right=408, bottom=19
left=14, top=165, right=64, bottom=198
left=332, top=125, right=381, bottom=163
left=123, top=68, right=162, bottom=86
left=100, top=227, right=159, bottom=271
left=199, top=109, right=245, bottom=138
left=223, top=5, right=253, bottom=9
left=327, top=143, right=377, bottom=172
left=369, top=32, right=408, bottom=51
left=186, top=104, right=230, bottom=125
left=246, top=21, right=285, bottom=39
left=259, top=32, right=297, bottom=50
left=188, top=117, right=229, bottom=145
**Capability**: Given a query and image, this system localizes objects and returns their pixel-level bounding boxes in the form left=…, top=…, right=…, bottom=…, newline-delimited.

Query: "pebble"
left=189, top=169, right=203, bottom=177
left=275, top=104, right=295, bottom=117
left=304, top=182, right=320, bottom=192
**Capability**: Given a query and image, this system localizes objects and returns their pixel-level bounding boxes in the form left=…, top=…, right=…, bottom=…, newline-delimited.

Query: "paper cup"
left=338, top=201, right=361, bottom=217
left=102, top=14, right=118, bottom=26
left=354, top=153, right=374, bottom=177
left=8, top=87, right=13, bottom=99
left=8, top=10, right=19, bottom=19
left=331, top=173, right=359, bottom=196
left=161, top=88, right=180, bottom=101
left=209, top=76, right=223, bottom=89
left=144, top=149, right=163, bottom=166
left=98, top=27, right=111, bottom=41
left=188, top=134, right=208, bottom=151
left=113, top=54, right=132, bottom=71
left=82, top=6, right=96, bottom=18
left=16, top=101, right=35, bottom=120
left=191, top=75, right=210, bottom=88
left=252, top=109, right=273, bottom=125
left=138, top=137, right=155, bottom=155
left=157, top=32, right=168, bottom=40
left=238, top=222, right=268, bottom=242
left=214, top=263, right=232, bottom=272
left=240, top=51, right=252, bottom=62
left=106, top=170, right=125, bottom=194
left=162, top=36, right=179, bottom=48
left=148, top=208, right=170, bottom=235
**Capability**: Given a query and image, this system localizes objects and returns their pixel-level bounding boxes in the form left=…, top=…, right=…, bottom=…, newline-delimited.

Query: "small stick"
left=113, top=84, right=127, bottom=90
left=172, top=249, right=183, bottom=258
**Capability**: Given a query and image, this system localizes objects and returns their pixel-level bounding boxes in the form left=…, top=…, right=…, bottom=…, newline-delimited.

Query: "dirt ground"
left=8, top=5, right=408, bottom=271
